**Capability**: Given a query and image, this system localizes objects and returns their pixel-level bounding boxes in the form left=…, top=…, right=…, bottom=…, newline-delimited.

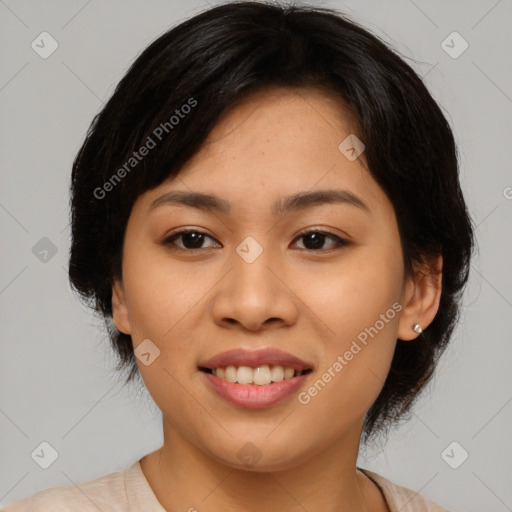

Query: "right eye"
left=161, top=229, right=221, bottom=251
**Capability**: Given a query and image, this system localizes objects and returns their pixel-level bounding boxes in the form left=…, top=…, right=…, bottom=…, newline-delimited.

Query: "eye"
left=162, top=229, right=220, bottom=250
left=291, top=229, right=350, bottom=252
left=161, top=228, right=350, bottom=252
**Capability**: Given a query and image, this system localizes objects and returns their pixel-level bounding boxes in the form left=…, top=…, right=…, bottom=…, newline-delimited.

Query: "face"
left=112, top=87, right=426, bottom=471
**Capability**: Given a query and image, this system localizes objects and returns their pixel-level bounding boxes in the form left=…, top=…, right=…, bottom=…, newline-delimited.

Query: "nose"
left=210, top=241, right=299, bottom=332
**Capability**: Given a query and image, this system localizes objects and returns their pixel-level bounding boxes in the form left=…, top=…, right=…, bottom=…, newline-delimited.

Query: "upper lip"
left=199, top=348, right=313, bottom=371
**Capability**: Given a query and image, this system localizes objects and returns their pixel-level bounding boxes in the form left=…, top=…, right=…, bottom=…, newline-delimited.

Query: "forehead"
left=201, top=86, right=361, bottom=157
left=143, top=87, right=389, bottom=217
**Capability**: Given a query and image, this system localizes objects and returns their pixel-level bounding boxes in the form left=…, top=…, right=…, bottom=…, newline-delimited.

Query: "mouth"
left=199, top=365, right=313, bottom=385
left=198, top=348, right=314, bottom=408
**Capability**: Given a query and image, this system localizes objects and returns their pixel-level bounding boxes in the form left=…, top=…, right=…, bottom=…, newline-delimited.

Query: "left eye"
left=293, top=230, right=349, bottom=251
left=162, top=229, right=349, bottom=252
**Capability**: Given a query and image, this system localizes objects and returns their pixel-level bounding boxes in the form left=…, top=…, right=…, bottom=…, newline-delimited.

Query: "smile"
left=200, top=365, right=311, bottom=385
left=198, top=348, right=314, bottom=408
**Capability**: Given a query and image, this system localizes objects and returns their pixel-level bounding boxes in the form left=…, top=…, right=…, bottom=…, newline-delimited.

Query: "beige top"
left=1, top=460, right=449, bottom=511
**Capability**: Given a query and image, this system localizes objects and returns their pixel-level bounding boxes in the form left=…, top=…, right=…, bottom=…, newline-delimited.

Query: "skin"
left=112, top=86, right=442, bottom=512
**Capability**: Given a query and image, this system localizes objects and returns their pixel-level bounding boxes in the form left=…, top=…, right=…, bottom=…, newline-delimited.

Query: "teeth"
left=253, top=365, right=271, bottom=385
left=211, top=365, right=305, bottom=385
left=225, top=365, right=237, bottom=383
left=237, top=366, right=253, bottom=385
left=270, top=365, right=284, bottom=382
left=284, top=367, right=295, bottom=379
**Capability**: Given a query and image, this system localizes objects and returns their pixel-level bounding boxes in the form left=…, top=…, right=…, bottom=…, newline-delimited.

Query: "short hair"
left=68, top=1, right=475, bottom=442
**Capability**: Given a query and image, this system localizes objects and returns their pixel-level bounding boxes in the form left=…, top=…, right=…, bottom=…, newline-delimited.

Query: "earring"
left=412, top=323, right=423, bottom=334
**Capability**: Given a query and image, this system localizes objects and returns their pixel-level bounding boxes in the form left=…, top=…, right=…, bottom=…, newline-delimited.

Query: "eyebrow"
left=149, top=189, right=370, bottom=216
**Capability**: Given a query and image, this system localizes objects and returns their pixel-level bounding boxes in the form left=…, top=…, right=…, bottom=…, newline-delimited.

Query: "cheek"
left=297, top=304, right=399, bottom=441
left=121, top=246, right=203, bottom=341
left=121, top=252, right=203, bottom=419
left=302, top=243, right=403, bottom=407
left=120, top=246, right=213, bottom=394
left=306, top=242, right=404, bottom=343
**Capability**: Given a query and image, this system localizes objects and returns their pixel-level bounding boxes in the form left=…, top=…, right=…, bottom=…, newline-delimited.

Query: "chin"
left=207, top=440, right=319, bottom=473
left=220, top=455, right=306, bottom=473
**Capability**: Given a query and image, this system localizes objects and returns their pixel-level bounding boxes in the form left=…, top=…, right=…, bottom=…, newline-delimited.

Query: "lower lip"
left=202, top=372, right=309, bottom=409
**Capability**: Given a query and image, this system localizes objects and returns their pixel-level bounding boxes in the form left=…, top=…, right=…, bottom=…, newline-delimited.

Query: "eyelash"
left=161, top=228, right=351, bottom=253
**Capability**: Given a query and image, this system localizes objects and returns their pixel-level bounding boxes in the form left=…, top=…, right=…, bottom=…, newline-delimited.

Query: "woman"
left=3, top=1, right=474, bottom=510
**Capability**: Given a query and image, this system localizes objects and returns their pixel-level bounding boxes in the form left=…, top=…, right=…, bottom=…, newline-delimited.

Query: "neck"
left=139, top=418, right=387, bottom=512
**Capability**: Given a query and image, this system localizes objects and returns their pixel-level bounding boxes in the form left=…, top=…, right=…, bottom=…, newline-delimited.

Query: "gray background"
left=1, top=0, right=511, bottom=510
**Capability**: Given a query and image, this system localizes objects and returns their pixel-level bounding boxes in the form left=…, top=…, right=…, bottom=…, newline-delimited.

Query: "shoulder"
left=1, top=463, right=133, bottom=512
left=359, top=468, right=450, bottom=512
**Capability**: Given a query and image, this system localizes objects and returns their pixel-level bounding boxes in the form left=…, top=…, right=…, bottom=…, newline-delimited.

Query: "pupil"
left=304, top=233, right=324, bottom=250
left=183, top=232, right=203, bottom=248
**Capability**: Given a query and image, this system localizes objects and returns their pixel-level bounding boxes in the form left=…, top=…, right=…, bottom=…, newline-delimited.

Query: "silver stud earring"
left=412, top=323, right=423, bottom=334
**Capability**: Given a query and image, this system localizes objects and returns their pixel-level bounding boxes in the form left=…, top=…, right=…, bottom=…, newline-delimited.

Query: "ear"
left=397, top=254, right=443, bottom=341
left=112, top=279, right=132, bottom=335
